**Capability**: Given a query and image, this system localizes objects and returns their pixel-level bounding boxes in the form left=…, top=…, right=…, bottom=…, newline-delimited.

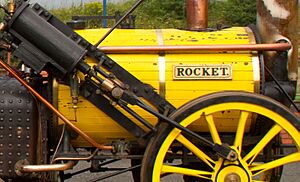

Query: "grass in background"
left=50, top=0, right=256, bottom=29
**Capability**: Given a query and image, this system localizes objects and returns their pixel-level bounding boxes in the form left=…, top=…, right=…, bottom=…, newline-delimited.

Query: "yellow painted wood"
left=57, top=27, right=259, bottom=146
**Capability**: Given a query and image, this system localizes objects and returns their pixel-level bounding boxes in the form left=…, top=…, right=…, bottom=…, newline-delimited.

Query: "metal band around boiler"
left=156, top=29, right=166, bottom=98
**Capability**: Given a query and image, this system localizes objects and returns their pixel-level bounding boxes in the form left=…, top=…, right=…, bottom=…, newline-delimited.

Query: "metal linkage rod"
left=135, top=97, right=237, bottom=161
left=94, top=0, right=145, bottom=46
left=88, top=165, right=141, bottom=182
left=265, top=66, right=300, bottom=112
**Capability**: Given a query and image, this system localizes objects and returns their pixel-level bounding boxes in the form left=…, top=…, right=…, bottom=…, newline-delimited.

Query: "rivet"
left=1, top=91, right=5, bottom=94
left=10, top=91, right=13, bottom=94
left=0, top=135, right=3, bottom=139
left=0, top=127, right=3, bottom=130
left=26, top=136, right=30, bottom=139
left=8, top=100, right=13, bottom=103
left=18, top=99, right=22, bottom=103
left=26, top=110, right=30, bottom=113
left=0, top=153, right=4, bottom=156
left=0, top=169, right=3, bottom=173
left=0, top=144, right=3, bottom=147
left=0, top=100, right=4, bottom=103
left=26, top=144, right=30, bottom=148
left=72, top=33, right=78, bottom=39
left=18, top=136, right=21, bottom=139
left=18, top=90, right=22, bottom=94
left=18, top=109, right=21, bottom=113
left=26, top=153, right=29, bottom=156
left=0, top=118, right=3, bottom=122
left=17, top=153, right=21, bottom=156
left=0, top=161, right=3, bottom=164
left=8, top=134, right=12, bottom=137
left=17, top=144, right=21, bottom=148
left=9, top=118, right=12, bottom=122
left=90, top=46, right=96, bottom=52
left=0, top=110, right=4, bottom=113
left=17, top=118, right=21, bottom=122
left=8, top=144, right=12, bottom=147
left=8, top=152, right=12, bottom=156
left=26, top=127, right=30, bottom=130
left=9, top=126, right=12, bottom=130
left=26, top=118, right=30, bottom=122
left=44, top=11, right=50, bottom=17
left=8, top=170, right=12, bottom=173
left=34, top=4, right=40, bottom=10
left=8, top=161, right=12, bottom=164
left=9, top=109, right=12, bottom=113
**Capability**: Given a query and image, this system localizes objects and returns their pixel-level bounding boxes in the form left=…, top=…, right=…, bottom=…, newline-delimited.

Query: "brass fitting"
left=101, top=79, right=116, bottom=92
left=0, top=22, right=6, bottom=31
left=8, top=0, right=15, bottom=15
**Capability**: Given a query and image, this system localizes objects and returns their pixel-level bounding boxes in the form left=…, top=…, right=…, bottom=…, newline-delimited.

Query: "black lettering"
left=220, top=67, right=229, bottom=76
left=177, top=68, right=185, bottom=76
left=185, top=68, right=193, bottom=76
left=194, top=68, right=201, bottom=76
left=212, top=68, right=219, bottom=76
left=202, top=68, right=210, bottom=76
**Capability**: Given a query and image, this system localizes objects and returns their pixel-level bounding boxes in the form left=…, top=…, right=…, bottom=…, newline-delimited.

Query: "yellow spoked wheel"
left=141, top=91, right=300, bottom=182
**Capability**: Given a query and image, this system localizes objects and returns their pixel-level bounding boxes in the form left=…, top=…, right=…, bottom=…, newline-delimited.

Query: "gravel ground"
left=64, top=160, right=300, bottom=182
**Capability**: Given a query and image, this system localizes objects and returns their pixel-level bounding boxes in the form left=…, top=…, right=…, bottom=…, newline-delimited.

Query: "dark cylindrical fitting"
left=186, top=0, right=208, bottom=30
left=9, top=4, right=86, bottom=73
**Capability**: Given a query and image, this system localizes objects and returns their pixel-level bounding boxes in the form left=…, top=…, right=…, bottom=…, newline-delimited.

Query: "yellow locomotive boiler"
left=57, top=27, right=260, bottom=146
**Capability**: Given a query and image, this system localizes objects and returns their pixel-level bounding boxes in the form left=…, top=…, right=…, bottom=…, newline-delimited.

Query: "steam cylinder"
left=8, top=3, right=86, bottom=73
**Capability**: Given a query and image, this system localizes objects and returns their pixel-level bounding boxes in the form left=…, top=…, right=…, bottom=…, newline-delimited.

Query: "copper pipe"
left=0, top=59, right=113, bottom=151
left=52, top=149, right=99, bottom=164
left=20, top=161, right=74, bottom=173
left=99, top=42, right=291, bottom=54
left=186, top=0, right=208, bottom=30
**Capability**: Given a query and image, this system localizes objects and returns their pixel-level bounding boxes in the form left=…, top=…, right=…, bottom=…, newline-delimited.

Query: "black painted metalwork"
left=0, top=76, right=38, bottom=180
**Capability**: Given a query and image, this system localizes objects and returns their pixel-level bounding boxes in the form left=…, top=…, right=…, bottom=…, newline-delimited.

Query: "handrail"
left=98, top=42, right=291, bottom=54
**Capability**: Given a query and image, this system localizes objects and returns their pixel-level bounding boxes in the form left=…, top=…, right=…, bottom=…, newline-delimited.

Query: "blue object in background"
left=103, top=0, right=107, bottom=28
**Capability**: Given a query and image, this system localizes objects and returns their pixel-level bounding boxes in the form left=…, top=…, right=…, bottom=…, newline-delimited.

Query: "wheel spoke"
left=161, top=165, right=212, bottom=180
left=205, top=114, right=221, bottom=144
left=243, top=124, right=282, bottom=164
left=251, top=152, right=300, bottom=176
left=233, top=111, right=249, bottom=154
left=176, top=134, right=215, bottom=169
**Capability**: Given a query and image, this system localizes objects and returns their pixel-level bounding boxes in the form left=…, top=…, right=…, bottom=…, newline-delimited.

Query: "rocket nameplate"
left=173, top=64, right=232, bottom=80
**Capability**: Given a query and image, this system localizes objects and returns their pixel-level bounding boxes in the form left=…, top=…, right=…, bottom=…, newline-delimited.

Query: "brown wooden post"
left=186, top=0, right=208, bottom=30
left=257, top=0, right=298, bottom=81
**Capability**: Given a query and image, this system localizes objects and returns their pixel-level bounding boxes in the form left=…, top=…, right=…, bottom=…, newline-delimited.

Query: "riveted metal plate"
left=0, top=76, right=38, bottom=181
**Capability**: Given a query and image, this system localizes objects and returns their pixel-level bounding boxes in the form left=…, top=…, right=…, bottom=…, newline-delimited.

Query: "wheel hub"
left=224, top=173, right=240, bottom=182
left=217, top=166, right=249, bottom=182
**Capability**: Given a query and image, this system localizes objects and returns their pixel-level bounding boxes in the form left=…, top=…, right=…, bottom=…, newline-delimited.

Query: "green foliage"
left=223, top=0, right=256, bottom=26
left=50, top=0, right=256, bottom=29
left=135, top=0, right=185, bottom=28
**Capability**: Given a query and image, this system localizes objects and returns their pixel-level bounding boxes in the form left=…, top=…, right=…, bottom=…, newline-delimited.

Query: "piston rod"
left=99, top=42, right=291, bottom=54
left=0, top=58, right=113, bottom=151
